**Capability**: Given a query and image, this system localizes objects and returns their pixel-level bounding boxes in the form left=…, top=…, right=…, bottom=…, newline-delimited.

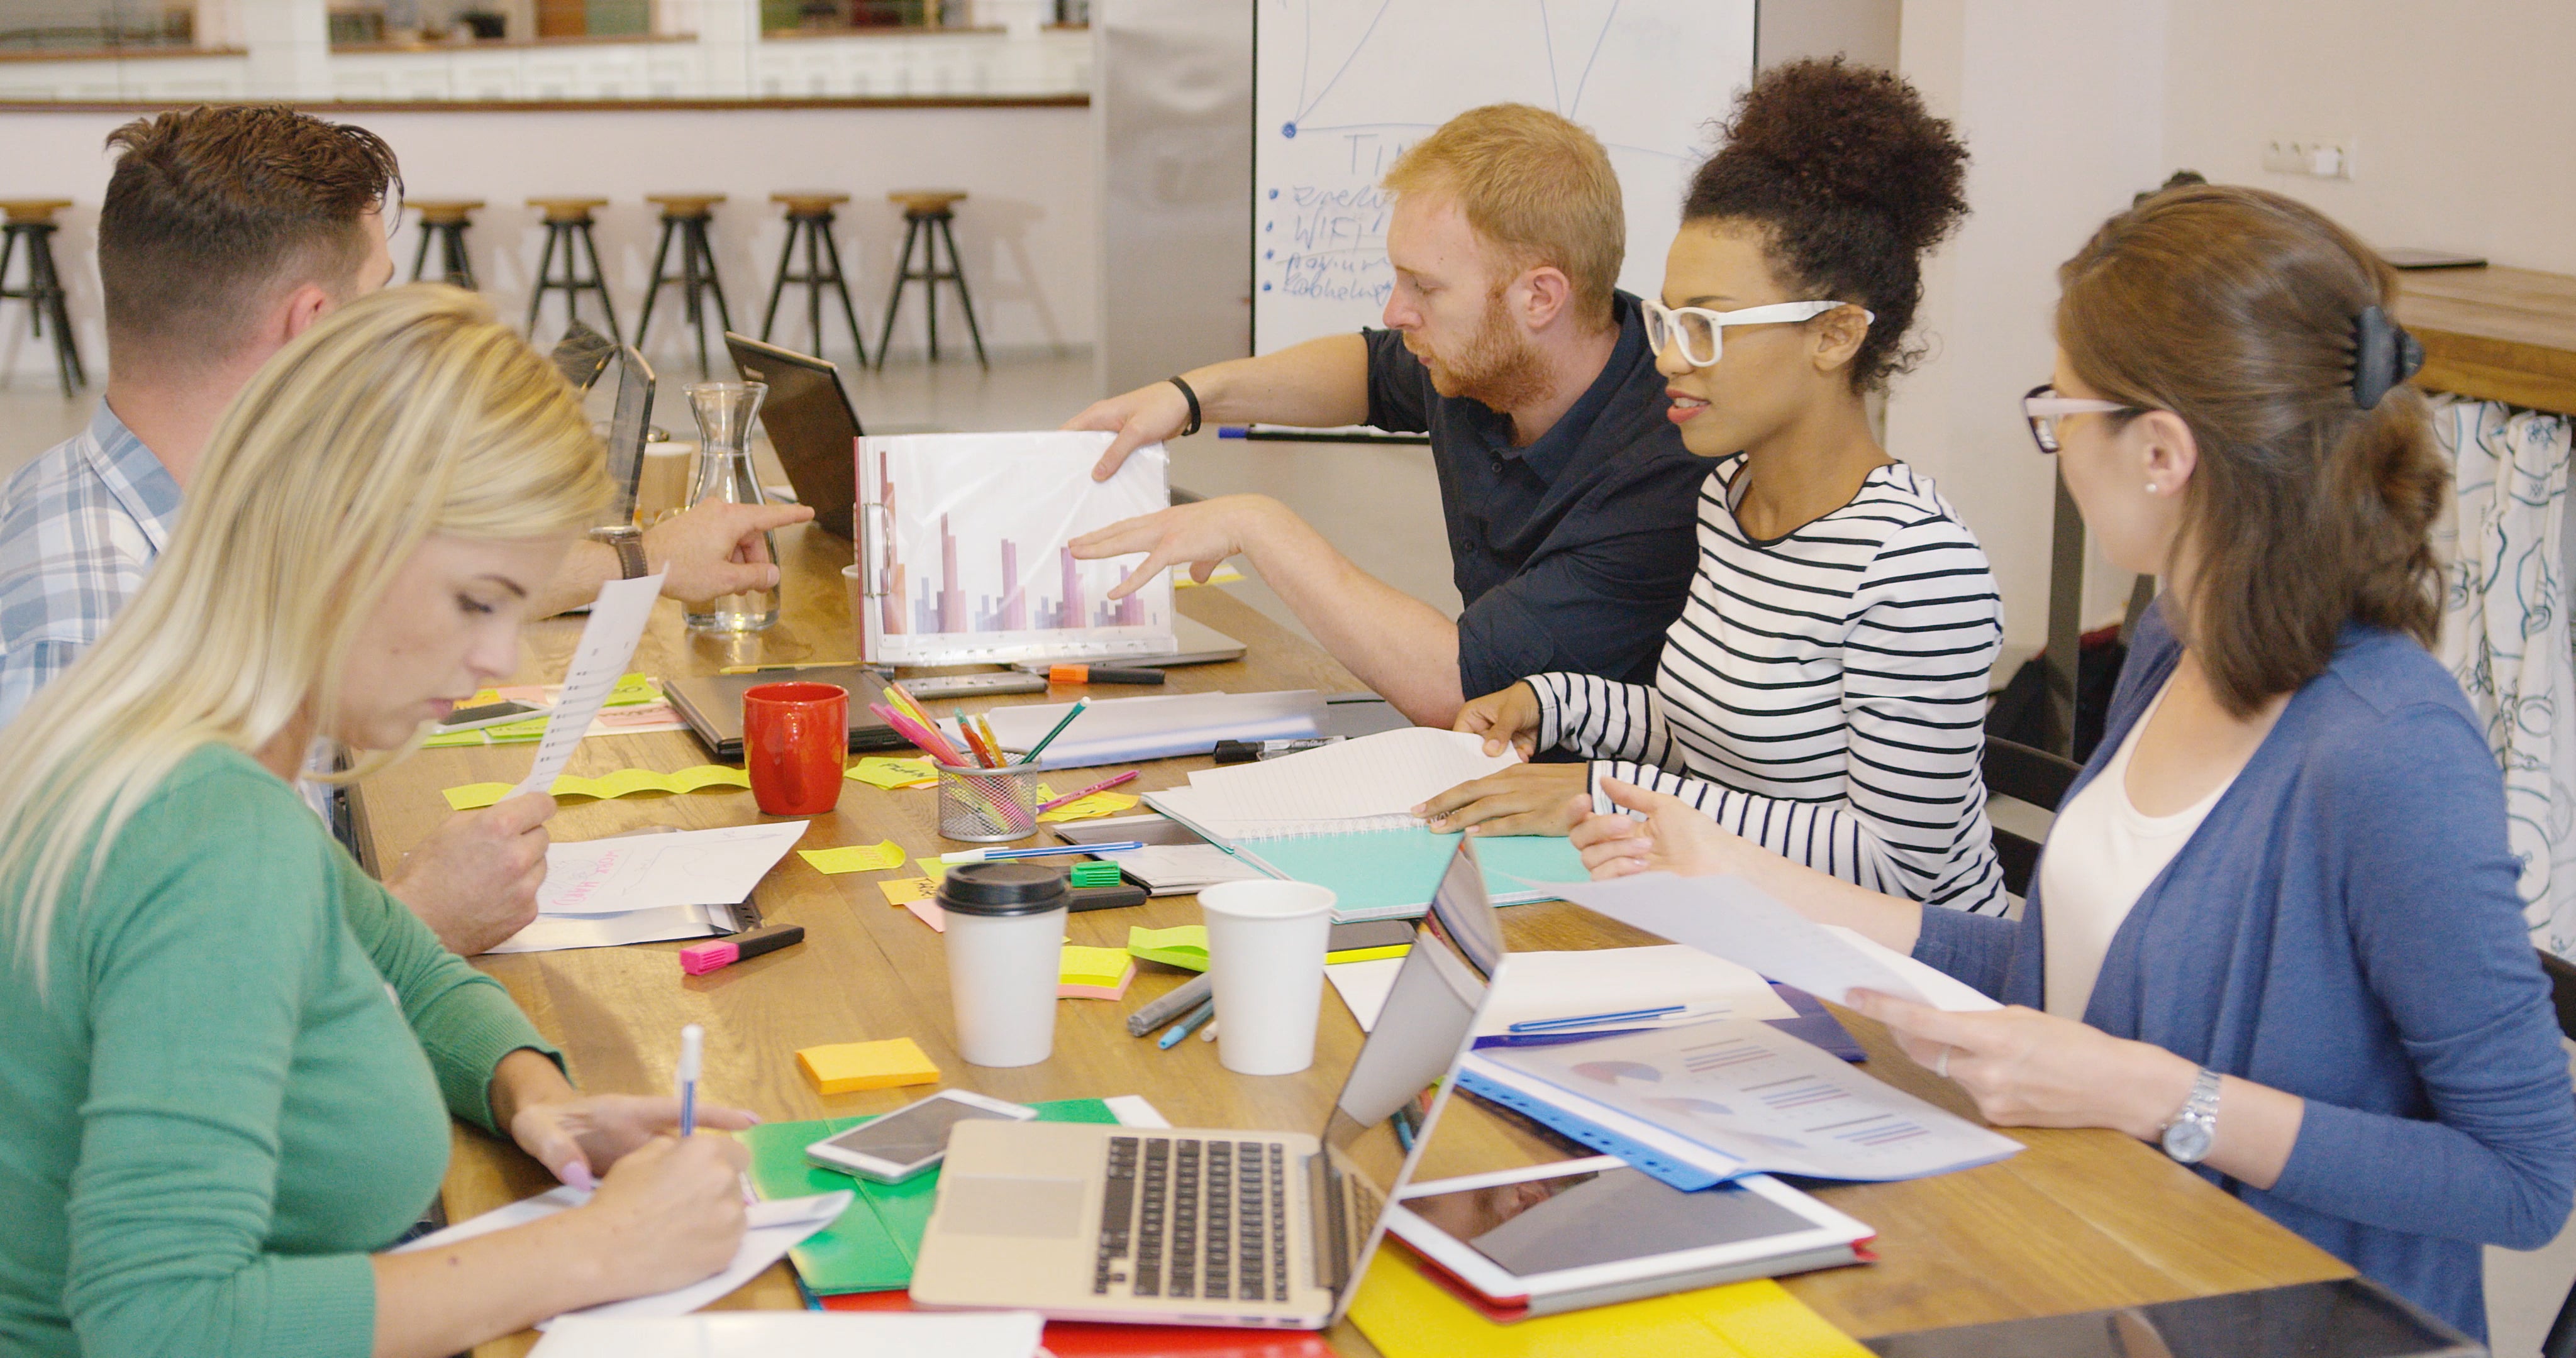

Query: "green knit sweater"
left=0, top=744, right=560, bottom=1357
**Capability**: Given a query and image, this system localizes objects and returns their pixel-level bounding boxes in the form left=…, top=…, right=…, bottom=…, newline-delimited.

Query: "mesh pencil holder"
left=936, top=763, right=1045, bottom=842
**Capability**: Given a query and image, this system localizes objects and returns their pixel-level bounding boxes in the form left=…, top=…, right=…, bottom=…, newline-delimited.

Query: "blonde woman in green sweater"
left=0, top=286, right=759, bottom=1357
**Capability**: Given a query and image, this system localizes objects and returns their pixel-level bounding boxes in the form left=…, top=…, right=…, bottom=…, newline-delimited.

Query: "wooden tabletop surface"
left=2397, top=263, right=2576, bottom=416
left=351, top=519, right=2348, bottom=1355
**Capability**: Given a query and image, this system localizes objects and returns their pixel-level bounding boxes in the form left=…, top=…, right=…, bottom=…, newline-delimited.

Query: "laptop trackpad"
left=940, top=1176, right=1087, bottom=1238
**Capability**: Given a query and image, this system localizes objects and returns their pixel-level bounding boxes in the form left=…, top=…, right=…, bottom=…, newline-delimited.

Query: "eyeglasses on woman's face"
left=2022, top=384, right=2142, bottom=454
left=1643, top=298, right=1872, bottom=369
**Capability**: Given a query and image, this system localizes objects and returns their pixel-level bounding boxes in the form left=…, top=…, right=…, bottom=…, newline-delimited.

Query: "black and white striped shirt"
left=1528, top=455, right=2009, bottom=914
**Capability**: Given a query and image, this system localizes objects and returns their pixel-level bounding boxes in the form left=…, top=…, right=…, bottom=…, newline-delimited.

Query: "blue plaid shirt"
left=0, top=404, right=183, bottom=726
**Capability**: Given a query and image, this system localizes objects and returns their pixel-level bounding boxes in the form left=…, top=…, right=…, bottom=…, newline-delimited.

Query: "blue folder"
left=1140, top=807, right=1591, bottom=923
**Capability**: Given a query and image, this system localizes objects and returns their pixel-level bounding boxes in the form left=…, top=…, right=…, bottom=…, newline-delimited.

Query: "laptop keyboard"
left=1096, top=1135, right=1291, bottom=1304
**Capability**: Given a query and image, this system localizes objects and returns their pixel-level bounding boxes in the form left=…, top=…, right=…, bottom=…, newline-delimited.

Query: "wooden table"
left=352, top=520, right=2349, bottom=1355
left=2398, top=263, right=2576, bottom=415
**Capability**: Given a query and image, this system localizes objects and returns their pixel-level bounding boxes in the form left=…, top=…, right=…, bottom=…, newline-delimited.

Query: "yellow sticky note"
left=604, top=672, right=659, bottom=707
left=1128, top=924, right=1209, bottom=971
left=877, top=876, right=936, bottom=906
left=796, top=1038, right=941, bottom=1095
left=442, top=764, right=751, bottom=811
left=1038, top=792, right=1142, bottom=823
left=799, top=839, right=907, bottom=875
left=1349, top=1240, right=1870, bottom=1357
left=1059, top=944, right=1137, bottom=1000
left=914, top=858, right=949, bottom=884
left=848, top=756, right=938, bottom=790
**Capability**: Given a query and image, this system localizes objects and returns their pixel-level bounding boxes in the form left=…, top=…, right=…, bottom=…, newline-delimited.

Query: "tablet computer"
left=725, top=332, right=860, bottom=540
left=662, top=664, right=910, bottom=762
left=1385, top=1157, right=1872, bottom=1320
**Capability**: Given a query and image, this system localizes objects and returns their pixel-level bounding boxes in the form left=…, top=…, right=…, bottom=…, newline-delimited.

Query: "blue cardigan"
left=1914, top=602, right=2575, bottom=1339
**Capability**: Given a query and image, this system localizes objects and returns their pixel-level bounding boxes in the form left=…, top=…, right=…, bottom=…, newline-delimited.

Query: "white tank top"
left=2038, top=676, right=2236, bottom=1018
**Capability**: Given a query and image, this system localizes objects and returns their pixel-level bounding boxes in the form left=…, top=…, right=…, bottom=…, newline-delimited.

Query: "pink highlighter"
left=680, top=925, right=807, bottom=976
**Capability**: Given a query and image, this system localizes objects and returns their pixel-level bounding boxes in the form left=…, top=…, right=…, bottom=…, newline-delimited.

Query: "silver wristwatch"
left=2160, top=1066, right=2223, bottom=1164
left=588, top=524, right=648, bottom=580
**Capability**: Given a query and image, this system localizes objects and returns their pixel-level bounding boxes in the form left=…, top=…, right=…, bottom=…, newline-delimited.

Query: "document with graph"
left=855, top=431, right=1175, bottom=665
left=1461, top=1018, right=2021, bottom=1184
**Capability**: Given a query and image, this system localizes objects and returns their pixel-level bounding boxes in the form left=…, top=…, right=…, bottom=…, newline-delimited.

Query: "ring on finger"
left=1934, top=1046, right=1951, bottom=1079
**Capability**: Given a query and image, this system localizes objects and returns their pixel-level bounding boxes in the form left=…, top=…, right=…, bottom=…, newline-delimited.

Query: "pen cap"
left=936, top=862, right=1070, bottom=917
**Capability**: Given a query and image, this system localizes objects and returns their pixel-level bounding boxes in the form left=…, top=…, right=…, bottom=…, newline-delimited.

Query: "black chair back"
left=1981, top=736, right=2082, bottom=899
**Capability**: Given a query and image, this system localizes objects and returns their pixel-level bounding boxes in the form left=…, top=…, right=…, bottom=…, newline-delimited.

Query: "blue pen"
left=942, top=841, right=1145, bottom=864
left=677, top=1024, right=702, bottom=1136
left=1157, top=996, right=1217, bottom=1049
left=1507, top=1004, right=1687, bottom=1035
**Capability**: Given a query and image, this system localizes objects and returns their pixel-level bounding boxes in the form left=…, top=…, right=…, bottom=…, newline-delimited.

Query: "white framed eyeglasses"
left=2021, top=384, right=2142, bottom=454
left=1641, top=298, right=1872, bottom=368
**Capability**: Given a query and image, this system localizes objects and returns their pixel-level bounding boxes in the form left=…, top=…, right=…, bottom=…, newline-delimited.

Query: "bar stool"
left=0, top=200, right=86, bottom=395
left=636, top=193, right=735, bottom=377
left=760, top=192, right=867, bottom=365
left=876, top=189, right=985, bottom=371
left=407, top=199, right=481, bottom=290
left=524, top=197, right=619, bottom=343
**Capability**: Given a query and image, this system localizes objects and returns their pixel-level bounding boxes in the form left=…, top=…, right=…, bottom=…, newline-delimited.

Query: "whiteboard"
left=1252, top=0, right=1758, bottom=355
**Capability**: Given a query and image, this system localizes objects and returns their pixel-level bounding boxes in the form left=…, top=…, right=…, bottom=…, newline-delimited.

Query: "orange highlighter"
left=1046, top=663, right=1165, bottom=686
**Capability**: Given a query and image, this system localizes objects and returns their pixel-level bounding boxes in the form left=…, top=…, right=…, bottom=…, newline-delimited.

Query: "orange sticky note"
left=796, top=1037, right=941, bottom=1095
left=878, top=876, right=935, bottom=906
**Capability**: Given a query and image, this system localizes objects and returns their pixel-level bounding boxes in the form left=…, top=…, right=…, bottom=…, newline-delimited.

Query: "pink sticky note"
left=904, top=897, right=945, bottom=932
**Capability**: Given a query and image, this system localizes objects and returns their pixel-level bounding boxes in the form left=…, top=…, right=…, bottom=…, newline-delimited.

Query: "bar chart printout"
left=857, top=431, right=1176, bottom=665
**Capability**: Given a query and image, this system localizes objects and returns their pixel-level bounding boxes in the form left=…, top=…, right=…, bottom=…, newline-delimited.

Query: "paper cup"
left=939, top=863, right=1068, bottom=1067
left=1199, top=880, right=1335, bottom=1076
left=636, top=441, right=694, bottom=524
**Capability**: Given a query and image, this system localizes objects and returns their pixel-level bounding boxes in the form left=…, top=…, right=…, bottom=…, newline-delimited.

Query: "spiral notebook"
left=1142, top=729, right=1589, bottom=922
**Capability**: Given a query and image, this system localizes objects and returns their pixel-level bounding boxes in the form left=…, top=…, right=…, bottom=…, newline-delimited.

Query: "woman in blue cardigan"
left=1565, top=184, right=2576, bottom=1340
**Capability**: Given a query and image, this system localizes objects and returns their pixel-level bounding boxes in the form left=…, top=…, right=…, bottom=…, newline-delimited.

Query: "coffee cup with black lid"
left=938, top=862, right=1068, bottom=1067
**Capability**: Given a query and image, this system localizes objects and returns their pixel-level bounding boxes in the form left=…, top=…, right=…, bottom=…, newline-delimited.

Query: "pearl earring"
left=2145, top=482, right=2160, bottom=493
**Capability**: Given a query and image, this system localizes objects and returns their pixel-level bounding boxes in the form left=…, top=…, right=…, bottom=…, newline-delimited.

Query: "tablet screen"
left=1404, top=1168, right=1818, bottom=1278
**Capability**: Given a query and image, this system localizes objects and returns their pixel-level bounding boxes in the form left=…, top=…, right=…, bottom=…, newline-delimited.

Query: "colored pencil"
left=1037, top=769, right=1138, bottom=812
left=1016, top=698, right=1091, bottom=765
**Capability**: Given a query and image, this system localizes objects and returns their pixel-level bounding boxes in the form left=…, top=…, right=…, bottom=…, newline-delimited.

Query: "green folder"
left=742, top=1096, right=1119, bottom=1295
left=1232, top=827, right=1588, bottom=922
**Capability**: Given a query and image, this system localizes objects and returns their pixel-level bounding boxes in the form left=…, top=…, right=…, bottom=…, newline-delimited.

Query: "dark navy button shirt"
left=1363, top=290, right=1707, bottom=699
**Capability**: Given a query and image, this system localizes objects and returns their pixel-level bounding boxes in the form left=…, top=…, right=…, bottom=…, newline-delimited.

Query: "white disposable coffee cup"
left=636, top=441, right=695, bottom=524
left=938, top=863, right=1068, bottom=1068
left=1199, top=880, right=1336, bottom=1076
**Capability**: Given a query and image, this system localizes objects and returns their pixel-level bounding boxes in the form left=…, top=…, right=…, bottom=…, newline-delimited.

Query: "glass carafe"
left=683, top=381, right=781, bottom=634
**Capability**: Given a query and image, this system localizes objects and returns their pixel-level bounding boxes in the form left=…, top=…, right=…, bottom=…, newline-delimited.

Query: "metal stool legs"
left=875, top=209, right=987, bottom=371
left=409, top=221, right=477, bottom=290
left=525, top=219, right=621, bottom=343
left=0, top=222, right=86, bottom=395
left=758, top=211, right=867, bottom=365
left=638, top=214, right=735, bottom=377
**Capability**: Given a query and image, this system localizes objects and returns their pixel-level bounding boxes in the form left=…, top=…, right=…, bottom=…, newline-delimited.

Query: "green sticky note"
left=1127, top=924, right=1209, bottom=971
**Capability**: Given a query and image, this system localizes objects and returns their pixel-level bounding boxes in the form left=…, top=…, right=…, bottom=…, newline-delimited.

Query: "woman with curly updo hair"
left=1424, top=59, right=2010, bottom=919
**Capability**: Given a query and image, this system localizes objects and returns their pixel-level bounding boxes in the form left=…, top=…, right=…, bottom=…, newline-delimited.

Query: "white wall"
left=0, top=102, right=1095, bottom=385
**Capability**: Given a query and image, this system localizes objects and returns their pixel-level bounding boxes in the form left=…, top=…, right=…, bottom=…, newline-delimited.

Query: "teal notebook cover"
left=1238, top=827, right=1587, bottom=920
left=743, top=1096, right=1119, bottom=1294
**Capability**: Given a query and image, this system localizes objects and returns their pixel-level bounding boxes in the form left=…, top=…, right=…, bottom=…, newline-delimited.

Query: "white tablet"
left=1384, top=1157, right=1874, bottom=1318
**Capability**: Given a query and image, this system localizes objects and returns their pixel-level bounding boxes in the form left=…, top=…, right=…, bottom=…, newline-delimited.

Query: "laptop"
left=724, top=332, right=860, bottom=540
left=909, top=837, right=1509, bottom=1328
left=601, top=344, right=654, bottom=526
left=662, top=664, right=913, bottom=762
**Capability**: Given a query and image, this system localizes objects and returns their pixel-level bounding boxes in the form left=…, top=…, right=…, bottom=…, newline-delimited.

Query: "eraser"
left=796, top=1037, right=941, bottom=1095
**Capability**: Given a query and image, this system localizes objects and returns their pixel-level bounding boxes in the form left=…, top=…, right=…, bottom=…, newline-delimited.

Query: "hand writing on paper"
left=1845, top=991, right=2199, bottom=1142
left=384, top=791, right=557, bottom=954
left=511, top=1091, right=761, bottom=1191
left=1451, top=682, right=1544, bottom=759
left=1070, top=494, right=1287, bottom=600
left=569, top=1134, right=753, bottom=1296
left=1413, top=762, right=1588, bottom=835
left=1568, top=776, right=1758, bottom=879
left=1065, top=378, right=1194, bottom=480
left=644, top=500, right=816, bottom=604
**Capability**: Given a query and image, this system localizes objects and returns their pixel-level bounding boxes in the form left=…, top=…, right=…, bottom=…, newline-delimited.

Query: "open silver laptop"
left=910, top=838, right=1509, bottom=1328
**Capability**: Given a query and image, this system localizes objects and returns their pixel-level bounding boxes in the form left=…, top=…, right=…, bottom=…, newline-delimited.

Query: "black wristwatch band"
left=1168, top=375, right=1203, bottom=438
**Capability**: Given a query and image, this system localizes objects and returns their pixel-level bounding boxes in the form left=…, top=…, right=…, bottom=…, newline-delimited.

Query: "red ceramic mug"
left=743, top=682, right=848, bottom=815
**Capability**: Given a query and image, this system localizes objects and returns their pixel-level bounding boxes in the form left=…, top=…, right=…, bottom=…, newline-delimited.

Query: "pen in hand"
left=677, top=1023, right=703, bottom=1137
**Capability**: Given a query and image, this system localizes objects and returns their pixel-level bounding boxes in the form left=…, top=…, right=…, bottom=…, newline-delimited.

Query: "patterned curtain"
left=2431, top=398, right=2576, bottom=956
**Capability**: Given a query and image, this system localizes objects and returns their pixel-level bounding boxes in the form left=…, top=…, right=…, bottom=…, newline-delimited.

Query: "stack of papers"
left=1328, top=945, right=1796, bottom=1035
left=978, top=689, right=1322, bottom=767
left=531, top=1313, right=1044, bottom=1358
left=1149, top=727, right=1521, bottom=839
left=489, top=822, right=809, bottom=954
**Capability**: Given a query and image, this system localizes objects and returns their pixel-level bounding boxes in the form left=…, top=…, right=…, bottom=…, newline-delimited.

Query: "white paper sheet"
left=511, top=571, right=667, bottom=798
left=1476, top=1019, right=2023, bottom=1183
left=1328, top=945, right=1798, bottom=1035
left=396, top=1187, right=850, bottom=1327
left=485, top=903, right=728, bottom=954
left=977, top=689, right=1321, bottom=766
left=1149, top=727, right=1522, bottom=837
left=536, top=822, right=808, bottom=916
left=1552, top=873, right=2001, bottom=1012
left=530, top=1312, right=1046, bottom=1358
